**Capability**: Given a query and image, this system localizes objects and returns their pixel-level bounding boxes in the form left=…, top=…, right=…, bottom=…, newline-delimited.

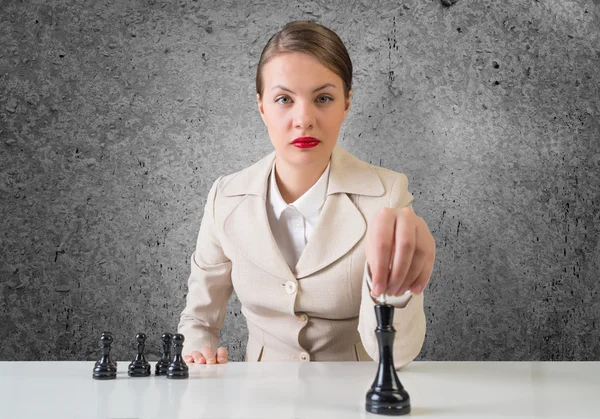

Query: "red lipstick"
left=291, top=136, right=320, bottom=149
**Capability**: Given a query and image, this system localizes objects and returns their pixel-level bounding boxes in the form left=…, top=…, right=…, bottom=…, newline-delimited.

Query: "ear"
left=257, top=93, right=267, bottom=125
left=344, top=90, right=353, bottom=117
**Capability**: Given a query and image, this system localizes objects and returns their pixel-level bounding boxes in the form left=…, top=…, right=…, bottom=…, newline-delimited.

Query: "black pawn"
left=365, top=304, right=411, bottom=415
left=94, top=332, right=117, bottom=369
left=128, top=333, right=151, bottom=377
left=166, top=333, right=189, bottom=379
left=93, top=332, right=117, bottom=380
left=155, top=333, right=173, bottom=376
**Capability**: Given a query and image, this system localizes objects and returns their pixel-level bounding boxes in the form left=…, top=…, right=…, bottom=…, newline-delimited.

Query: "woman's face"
left=257, top=52, right=351, bottom=169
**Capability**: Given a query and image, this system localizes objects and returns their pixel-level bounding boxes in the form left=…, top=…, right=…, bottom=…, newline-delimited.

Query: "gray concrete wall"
left=1, top=0, right=598, bottom=362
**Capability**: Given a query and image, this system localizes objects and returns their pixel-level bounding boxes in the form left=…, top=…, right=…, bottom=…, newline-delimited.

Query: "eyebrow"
left=271, top=83, right=337, bottom=94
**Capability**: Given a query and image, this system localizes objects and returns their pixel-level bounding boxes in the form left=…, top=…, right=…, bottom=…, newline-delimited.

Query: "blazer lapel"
left=294, top=145, right=385, bottom=279
left=223, top=194, right=295, bottom=281
left=294, top=193, right=366, bottom=279
left=221, top=150, right=295, bottom=281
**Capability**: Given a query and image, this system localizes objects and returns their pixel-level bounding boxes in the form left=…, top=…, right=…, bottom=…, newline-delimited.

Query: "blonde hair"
left=256, top=21, right=353, bottom=99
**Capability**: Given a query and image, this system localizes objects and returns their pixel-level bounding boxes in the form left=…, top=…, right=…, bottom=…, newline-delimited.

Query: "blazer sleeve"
left=178, top=176, right=233, bottom=356
left=357, top=173, right=427, bottom=369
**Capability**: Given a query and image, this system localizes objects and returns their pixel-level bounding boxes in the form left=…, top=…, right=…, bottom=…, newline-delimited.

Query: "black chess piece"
left=93, top=332, right=117, bottom=380
left=155, top=333, right=173, bottom=376
left=365, top=304, right=411, bottom=415
left=166, top=333, right=189, bottom=379
left=128, top=332, right=151, bottom=377
left=94, top=332, right=117, bottom=369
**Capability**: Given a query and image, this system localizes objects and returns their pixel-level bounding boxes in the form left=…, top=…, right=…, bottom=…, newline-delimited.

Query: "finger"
left=191, top=350, right=205, bottom=364
left=394, top=251, right=426, bottom=295
left=392, top=218, right=428, bottom=295
left=200, top=345, right=216, bottom=364
left=410, top=251, right=435, bottom=295
left=183, top=355, right=193, bottom=363
left=387, top=213, right=417, bottom=295
left=411, top=227, right=436, bottom=294
left=368, top=208, right=396, bottom=297
left=216, top=347, right=228, bottom=364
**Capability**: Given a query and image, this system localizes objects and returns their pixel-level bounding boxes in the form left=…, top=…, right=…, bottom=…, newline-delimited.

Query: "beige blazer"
left=178, top=144, right=426, bottom=369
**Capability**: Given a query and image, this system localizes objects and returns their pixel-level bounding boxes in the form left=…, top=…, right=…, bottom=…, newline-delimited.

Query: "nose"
left=293, top=100, right=316, bottom=130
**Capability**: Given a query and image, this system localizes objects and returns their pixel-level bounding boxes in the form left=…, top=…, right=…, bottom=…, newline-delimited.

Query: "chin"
left=289, top=147, right=330, bottom=166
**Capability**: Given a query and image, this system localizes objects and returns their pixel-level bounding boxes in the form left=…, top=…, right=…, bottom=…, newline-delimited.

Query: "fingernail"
left=412, top=285, right=422, bottom=294
left=372, top=284, right=382, bottom=296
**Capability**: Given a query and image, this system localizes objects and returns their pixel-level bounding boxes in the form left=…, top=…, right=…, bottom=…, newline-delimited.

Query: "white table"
left=1, top=361, right=598, bottom=418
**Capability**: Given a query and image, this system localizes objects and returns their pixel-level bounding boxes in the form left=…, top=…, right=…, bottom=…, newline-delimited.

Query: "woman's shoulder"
left=369, top=163, right=409, bottom=186
left=339, top=146, right=410, bottom=190
left=367, top=164, right=411, bottom=204
left=209, top=149, right=276, bottom=198
left=356, top=158, right=413, bottom=207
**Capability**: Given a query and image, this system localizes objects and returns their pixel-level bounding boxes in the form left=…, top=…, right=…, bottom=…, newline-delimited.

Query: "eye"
left=275, top=96, right=292, bottom=105
left=316, top=95, right=333, bottom=104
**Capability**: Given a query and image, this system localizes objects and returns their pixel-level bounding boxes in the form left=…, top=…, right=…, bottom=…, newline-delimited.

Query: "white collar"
left=268, top=161, right=331, bottom=220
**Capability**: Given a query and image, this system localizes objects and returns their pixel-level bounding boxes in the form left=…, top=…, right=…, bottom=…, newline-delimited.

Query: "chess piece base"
left=95, top=360, right=117, bottom=368
left=128, top=364, right=151, bottom=377
left=155, top=360, right=169, bottom=376
left=166, top=365, right=189, bottom=379
left=166, top=374, right=189, bottom=379
left=93, top=364, right=117, bottom=380
left=366, top=389, right=411, bottom=415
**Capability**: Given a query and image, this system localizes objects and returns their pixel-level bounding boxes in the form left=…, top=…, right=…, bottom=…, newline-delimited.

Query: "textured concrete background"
left=1, top=0, right=599, bottom=362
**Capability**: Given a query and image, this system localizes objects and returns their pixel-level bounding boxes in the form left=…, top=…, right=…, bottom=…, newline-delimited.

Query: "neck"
left=274, top=156, right=329, bottom=204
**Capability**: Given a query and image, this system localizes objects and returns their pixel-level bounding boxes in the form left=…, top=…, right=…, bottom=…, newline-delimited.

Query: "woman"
left=178, top=21, right=435, bottom=368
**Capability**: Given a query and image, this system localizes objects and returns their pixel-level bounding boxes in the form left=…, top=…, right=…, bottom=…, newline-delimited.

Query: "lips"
left=291, top=137, right=320, bottom=149
left=292, top=137, right=319, bottom=144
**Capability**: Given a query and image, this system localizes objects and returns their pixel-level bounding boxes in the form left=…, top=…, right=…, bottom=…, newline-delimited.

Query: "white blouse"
left=266, top=161, right=330, bottom=272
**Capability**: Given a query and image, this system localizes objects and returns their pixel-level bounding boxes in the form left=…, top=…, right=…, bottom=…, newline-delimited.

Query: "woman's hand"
left=365, top=207, right=436, bottom=297
left=183, top=345, right=228, bottom=364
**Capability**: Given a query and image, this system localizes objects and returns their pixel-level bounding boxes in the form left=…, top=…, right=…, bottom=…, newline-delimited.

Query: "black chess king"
left=365, top=304, right=411, bottom=415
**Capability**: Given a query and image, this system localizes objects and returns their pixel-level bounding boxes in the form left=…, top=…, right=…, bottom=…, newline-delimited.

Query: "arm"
left=357, top=173, right=428, bottom=369
left=178, top=176, right=233, bottom=357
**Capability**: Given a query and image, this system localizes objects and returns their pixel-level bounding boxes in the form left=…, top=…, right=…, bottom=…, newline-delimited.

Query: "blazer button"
left=285, top=281, right=297, bottom=294
left=299, top=352, right=310, bottom=361
left=296, top=313, right=308, bottom=322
